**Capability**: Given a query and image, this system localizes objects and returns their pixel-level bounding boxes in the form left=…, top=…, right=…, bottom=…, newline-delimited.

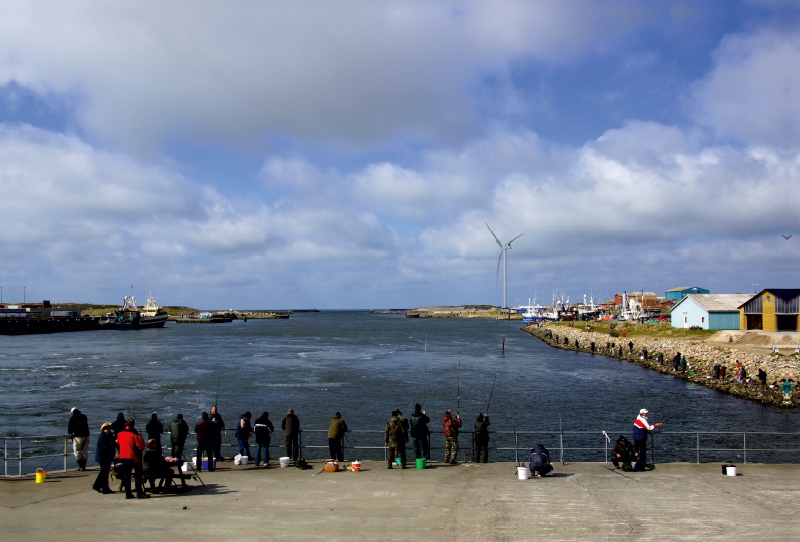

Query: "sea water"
left=2, top=311, right=798, bottom=465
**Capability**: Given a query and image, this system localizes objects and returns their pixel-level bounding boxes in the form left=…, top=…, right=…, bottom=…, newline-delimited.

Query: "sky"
left=1, top=1, right=799, bottom=309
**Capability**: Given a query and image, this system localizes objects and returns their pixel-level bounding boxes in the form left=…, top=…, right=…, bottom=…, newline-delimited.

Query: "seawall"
left=523, top=324, right=798, bottom=408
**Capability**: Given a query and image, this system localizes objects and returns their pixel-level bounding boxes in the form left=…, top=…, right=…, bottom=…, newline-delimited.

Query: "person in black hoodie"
left=528, top=444, right=553, bottom=477
left=473, top=413, right=490, bottom=463
left=253, top=412, right=275, bottom=467
left=68, top=408, right=90, bottom=471
left=210, top=405, right=226, bottom=462
left=146, top=413, right=164, bottom=449
left=410, top=404, right=431, bottom=461
left=110, top=412, right=127, bottom=438
left=281, top=409, right=300, bottom=461
left=611, top=435, right=635, bottom=471
left=170, top=414, right=189, bottom=458
left=92, top=422, right=116, bottom=493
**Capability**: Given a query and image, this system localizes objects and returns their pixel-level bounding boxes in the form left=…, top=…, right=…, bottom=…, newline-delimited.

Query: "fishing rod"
left=215, top=377, right=221, bottom=408
left=457, top=350, right=461, bottom=416
left=423, top=334, right=427, bottom=405
left=485, top=373, right=497, bottom=415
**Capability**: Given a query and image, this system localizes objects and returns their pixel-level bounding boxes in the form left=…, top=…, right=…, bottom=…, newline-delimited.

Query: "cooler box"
left=200, top=459, right=216, bottom=470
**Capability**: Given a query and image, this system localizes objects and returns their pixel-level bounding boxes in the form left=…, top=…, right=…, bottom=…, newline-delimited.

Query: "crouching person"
left=142, top=439, right=174, bottom=493
left=528, top=443, right=553, bottom=477
left=612, top=435, right=634, bottom=471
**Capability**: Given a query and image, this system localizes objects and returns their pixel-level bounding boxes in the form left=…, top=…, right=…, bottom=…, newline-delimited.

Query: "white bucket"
left=517, top=466, right=531, bottom=480
left=279, top=456, right=291, bottom=468
left=726, top=466, right=737, bottom=477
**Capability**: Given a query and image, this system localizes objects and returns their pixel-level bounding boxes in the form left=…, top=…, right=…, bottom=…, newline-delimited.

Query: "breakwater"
left=524, top=324, right=798, bottom=408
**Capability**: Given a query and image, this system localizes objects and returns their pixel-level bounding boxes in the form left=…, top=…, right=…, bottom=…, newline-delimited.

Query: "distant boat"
left=111, top=293, right=168, bottom=330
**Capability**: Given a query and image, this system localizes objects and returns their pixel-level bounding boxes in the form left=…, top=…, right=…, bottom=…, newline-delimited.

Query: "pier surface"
left=1, top=461, right=797, bottom=541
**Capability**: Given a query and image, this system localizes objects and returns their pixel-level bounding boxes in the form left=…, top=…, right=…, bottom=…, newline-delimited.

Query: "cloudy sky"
left=1, top=1, right=798, bottom=309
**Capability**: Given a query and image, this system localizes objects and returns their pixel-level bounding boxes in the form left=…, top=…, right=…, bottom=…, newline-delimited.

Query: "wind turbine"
left=486, top=222, right=524, bottom=311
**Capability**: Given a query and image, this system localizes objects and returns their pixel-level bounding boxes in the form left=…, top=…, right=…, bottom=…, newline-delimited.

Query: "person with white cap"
left=67, top=407, right=90, bottom=471
left=632, top=409, right=661, bottom=470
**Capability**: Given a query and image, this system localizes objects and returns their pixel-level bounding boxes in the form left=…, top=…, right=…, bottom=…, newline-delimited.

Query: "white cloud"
left=0, top=1, right=642, bottom=153
left=692, top=29, right=800, bottom=147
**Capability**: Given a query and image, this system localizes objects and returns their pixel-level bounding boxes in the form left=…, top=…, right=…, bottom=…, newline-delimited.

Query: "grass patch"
left=549, top=321, right=716, bottom=339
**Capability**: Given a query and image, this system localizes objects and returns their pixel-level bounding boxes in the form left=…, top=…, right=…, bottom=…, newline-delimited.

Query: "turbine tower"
left=486, top=222, right=524, bottom=310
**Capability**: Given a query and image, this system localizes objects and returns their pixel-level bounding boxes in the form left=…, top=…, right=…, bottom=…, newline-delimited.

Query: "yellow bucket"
left=35, top=468, right=47, bottom=484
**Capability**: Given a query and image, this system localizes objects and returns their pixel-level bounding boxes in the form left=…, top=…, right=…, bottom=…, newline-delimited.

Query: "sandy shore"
left=524, top=324, right=799, bottom=408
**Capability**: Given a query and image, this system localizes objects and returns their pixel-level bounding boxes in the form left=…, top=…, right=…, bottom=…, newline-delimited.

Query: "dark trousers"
left=634, top=439, right=647, bottom=467
left=388, top=442, right=406, bottom=467
left=197, top=441, right=214, bottom=470
left=171, top=440, right=185, bottom=459
left=328, top=438, right=344, bottom=461
left=285, top=434, right=299, bottom=460
left=413, top=435, right=430, bottom=460
left=93, top=459, right=112, bottom=491
left=212, top=433, right=224, bottom=461
left=475, top=436, right=489, bottom=463
left=120, top=459, right=144, bottom=496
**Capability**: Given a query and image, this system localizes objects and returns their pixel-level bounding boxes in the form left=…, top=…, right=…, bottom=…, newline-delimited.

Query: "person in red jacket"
left=117, top=418, right=147, bottom=499
left=442, top=410, right=462, bottom=464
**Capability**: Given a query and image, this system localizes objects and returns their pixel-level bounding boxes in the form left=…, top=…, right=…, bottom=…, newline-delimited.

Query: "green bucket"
left=415, top=458, right=426, bottom=470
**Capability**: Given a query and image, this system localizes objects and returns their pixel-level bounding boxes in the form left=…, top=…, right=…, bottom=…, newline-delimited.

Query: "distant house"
left=739, top=289, right=800, bottom=332
left=665, top=287, right=710, bottom=301
left=670, top=294, right=752, bottom=330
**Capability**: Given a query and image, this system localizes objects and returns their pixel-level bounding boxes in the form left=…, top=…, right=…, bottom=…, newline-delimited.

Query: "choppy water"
left=2, top=311, right=799, bottom=467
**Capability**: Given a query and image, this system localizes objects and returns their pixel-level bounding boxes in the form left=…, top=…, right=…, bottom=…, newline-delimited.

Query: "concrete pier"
left=1, top=461, right=798, bottom=540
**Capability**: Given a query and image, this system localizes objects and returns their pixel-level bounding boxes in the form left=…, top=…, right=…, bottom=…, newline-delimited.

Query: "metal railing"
left=5, top=429, right=800, bottom=477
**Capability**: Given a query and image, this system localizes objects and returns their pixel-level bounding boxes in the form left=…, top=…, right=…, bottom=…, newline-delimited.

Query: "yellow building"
left=739, top=289, right=800, bottom=332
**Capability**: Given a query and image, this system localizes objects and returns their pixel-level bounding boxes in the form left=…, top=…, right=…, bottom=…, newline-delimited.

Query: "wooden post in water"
left=502, top=338, right=505, bottom=353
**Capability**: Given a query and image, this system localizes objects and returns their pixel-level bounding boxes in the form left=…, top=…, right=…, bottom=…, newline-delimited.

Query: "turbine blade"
left=496, top=250, right=503, bottom=287
left=485, top=221, right=503, bottom=248
left=507, top=233, right=524, bottom=245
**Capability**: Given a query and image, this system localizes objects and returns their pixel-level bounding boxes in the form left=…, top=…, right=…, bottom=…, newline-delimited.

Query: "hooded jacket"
left=410, top=409, right=430, bottom=438
left=529, top=444, right=550, bottom=470
left=146, top=416, right=164, bottom=440
left=110, top=413, right=127, bottom=436
left=253, top=414, right=274, bottom=444
left=443, top=414, right=461, bottom=437
left=68, top=410, right=90, bottom=438
left=95, top=431, right=116, bottom=464
left=612, top=435, right=634, bottom=461
left=170, top=417, right=189, bottom=445
left=473, top=414, right=490, bottom=440
left=282, top=413, right=300, bottom=437
left=117, top=429, right=145, bottom=462
left=328, top=414, right=348, bottom=439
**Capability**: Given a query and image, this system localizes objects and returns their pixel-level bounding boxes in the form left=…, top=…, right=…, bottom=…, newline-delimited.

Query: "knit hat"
left=639, top=409, right=648, bottom=414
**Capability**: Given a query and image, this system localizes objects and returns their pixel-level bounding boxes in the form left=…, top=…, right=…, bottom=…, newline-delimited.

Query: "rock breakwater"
left=524, top=324, right=799, bottom=408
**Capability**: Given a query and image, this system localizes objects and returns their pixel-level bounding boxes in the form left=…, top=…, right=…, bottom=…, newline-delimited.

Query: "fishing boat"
left=520, top=298, right=544, bottom=323
left=112, top=293, right=168, bottom=330
left=138, top=292, right=169, bottom=328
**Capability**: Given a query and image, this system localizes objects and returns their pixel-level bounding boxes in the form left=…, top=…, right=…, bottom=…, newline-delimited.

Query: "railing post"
left=64, top=436, right=68, bottom=472
left=696, top=432, right=700, bottom=464
left=560, top=430, right=564, bottom=465
left=4, top=438, right=6, bottom=477
left=605, top=433, right=608, bottom=464
left=18, top=438, right=22, bottom=476
left=743, top=433, right=747, bottom=464
left=514, top=429, right=519, bottom=464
